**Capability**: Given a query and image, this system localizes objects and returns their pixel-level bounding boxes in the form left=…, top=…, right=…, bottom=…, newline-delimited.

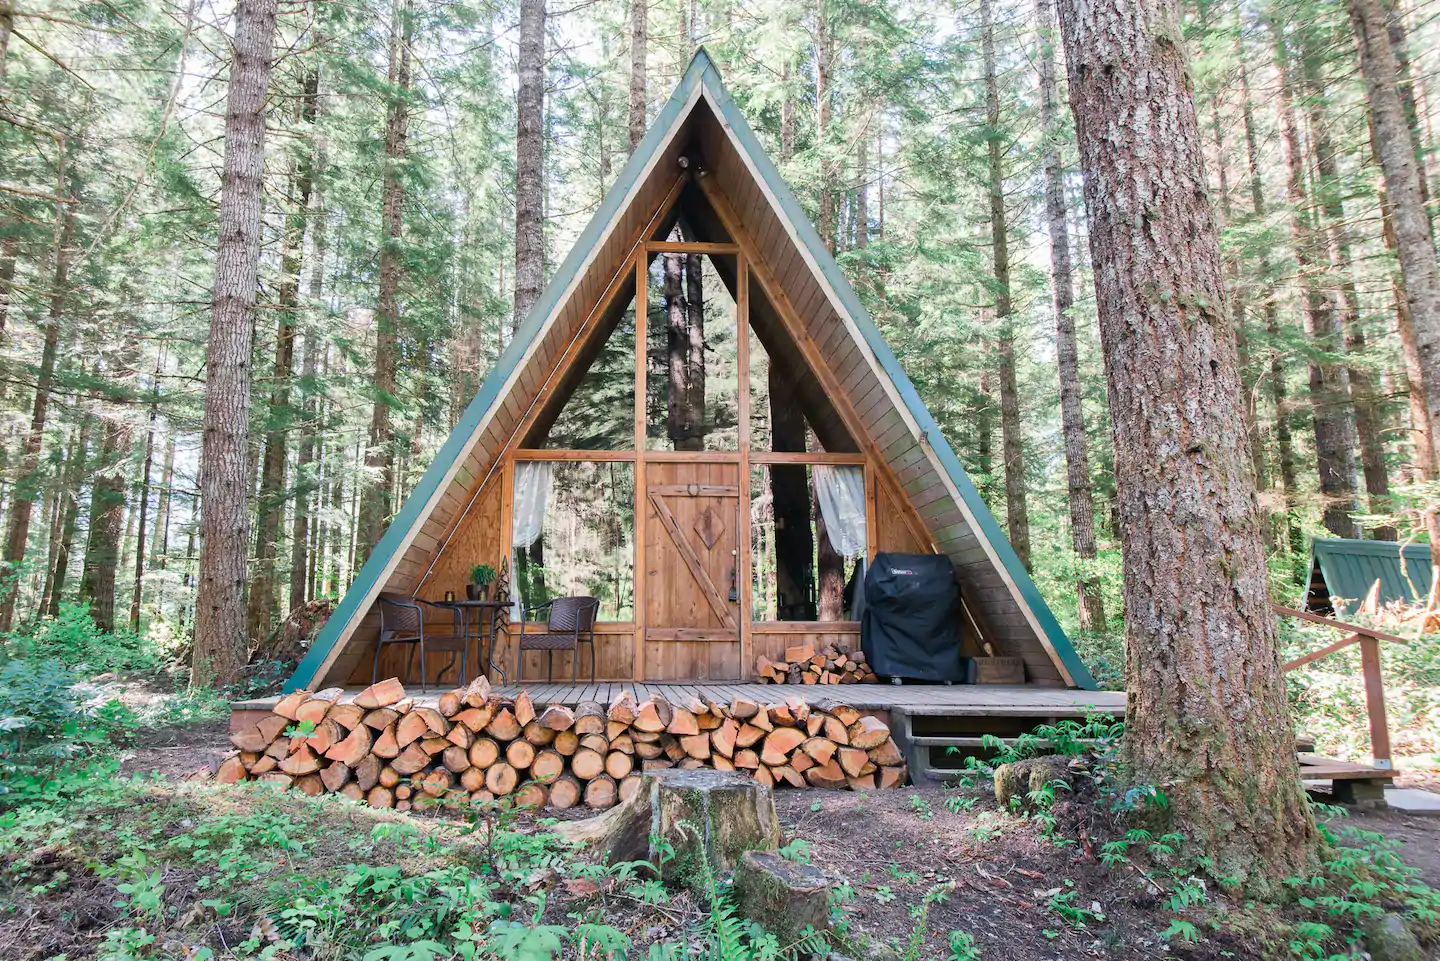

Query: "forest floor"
left=52, top=711, right=1429, bottom=960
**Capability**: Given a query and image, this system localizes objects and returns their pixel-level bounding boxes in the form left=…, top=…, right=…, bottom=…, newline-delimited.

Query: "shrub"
left=0, top=658, right=131, bottom=803
left=3, top=603, right=161, bottom=675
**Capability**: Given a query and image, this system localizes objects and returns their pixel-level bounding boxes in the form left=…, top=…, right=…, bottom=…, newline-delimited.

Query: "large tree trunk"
left=0, top=189, right=74, bottom=632
left=628, top=0, right=646, bottom=149
left=770, top=370, right=814, bottom=620
left=291, top=126, right=326, bottom=610
left=1273, top=31, right=1359, bottom=539
left=855, top=136, right=868, bottom=250
left=1350, top=0, right=1440, bottom=567
left=43, top=411, right=91, bottom=617
left=982, top=0, right=1030, bottom=571
left=80, top=416, right=129, bottom=632
left=130, top=386, right=158, bottom=632
left=193, top=0, right=279, bottom=687
left=1055, top=0, right=1318, bottom=888
left=1239, top=56, right=1302, bottom=554
left=151, top=432, right=175, bottom=570
left=814, top=0, right=835, bottom=248
left=1298, top=40, right=1394, bottom=539
left=514, top=0, right=546, bottom=334
left=1037, top=0, right=1102, bottom=627
left=359, top=2, right=411, bottom=563
left=684, top=252, right=707, bottom=447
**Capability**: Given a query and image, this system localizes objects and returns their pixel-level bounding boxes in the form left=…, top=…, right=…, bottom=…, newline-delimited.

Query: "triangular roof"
left=286, top=50, right=1097, bottom=692
left=1308, top=537, right=1433, bottom=614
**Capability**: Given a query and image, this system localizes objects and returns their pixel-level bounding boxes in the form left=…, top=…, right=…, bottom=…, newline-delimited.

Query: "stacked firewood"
left=211, top=677, right=907, bottom=809
left=755, top=644, right=879, bottom=685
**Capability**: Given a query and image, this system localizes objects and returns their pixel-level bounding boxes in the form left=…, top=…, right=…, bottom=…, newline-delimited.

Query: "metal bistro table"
left=430, top=598, right=511, bottom=685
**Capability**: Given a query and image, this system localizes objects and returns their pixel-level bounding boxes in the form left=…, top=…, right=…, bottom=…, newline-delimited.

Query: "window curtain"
left=511, top=461, right=553, bottom=618
left=813, top=465, right=867, bottom=559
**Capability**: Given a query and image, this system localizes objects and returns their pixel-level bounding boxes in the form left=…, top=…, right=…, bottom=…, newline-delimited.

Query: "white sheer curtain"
left=813, top=465, right=867, bottom=559
left=511, top=461, right=553, bottom=617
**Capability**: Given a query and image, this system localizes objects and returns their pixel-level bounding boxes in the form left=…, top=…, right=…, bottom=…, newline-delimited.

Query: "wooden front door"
left=643, top=460, right=742, bottom=680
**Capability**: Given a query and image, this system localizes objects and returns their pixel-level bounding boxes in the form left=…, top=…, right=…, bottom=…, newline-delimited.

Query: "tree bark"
left=982, top=0, right=1030, bottom=571
left=151, top=432, right=175, bottom=570
left=80, top=415, right=129, bottom=632
left=814, top=0, right=835, bottom=248
left=628, top=0, right=646, bottom=150
left=1055, top=0, right=1318, bottom=887
left=359, top=2, right=411, bottom=563
left=1037, top=0, right=1102, bottom=626
left=771, top=372, right=814, bottom=620
left=193, top=0, right=279, bottom=687
left=1298, top=39, right=1394, bottom=539
left=684, top=252, right=706, bottom=447
left=1350, top=0, right=1440, bottom=566
left=291, top=68, right=326, bottom=611
left=130, top=381, right=158, bottom=632
left=42, top=411, right=90, bottom=617
left=855, top=135, right=868, bottom=250
left=514, top=0, right=546, bottom=332
left=0, top=171, right=74, bottom=633
left=1273, top=30, right=1359, bottom=539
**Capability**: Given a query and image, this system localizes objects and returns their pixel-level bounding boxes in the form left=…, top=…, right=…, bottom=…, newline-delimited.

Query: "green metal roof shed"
left=1306, top=537, right=1435, bottom=615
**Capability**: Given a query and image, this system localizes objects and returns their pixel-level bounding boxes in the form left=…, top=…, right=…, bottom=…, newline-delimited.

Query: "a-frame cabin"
left=282, top=51, right=1099, bottom=703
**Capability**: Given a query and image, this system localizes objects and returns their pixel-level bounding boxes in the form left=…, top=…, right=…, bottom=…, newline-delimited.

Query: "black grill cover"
left=861, top=552, right=964, bottom=682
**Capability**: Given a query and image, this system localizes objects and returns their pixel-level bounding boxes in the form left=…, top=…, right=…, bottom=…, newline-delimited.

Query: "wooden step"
left=1298, top=753, right=1397, bottom=782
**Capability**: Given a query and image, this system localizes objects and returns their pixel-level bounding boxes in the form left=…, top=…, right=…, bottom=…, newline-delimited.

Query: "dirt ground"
left=105, top=723, right=1440, bottom=959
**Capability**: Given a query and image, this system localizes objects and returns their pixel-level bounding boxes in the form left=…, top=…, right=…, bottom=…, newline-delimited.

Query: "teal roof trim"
left=287, top=50, right=1094, bottom=692
left=1311, top=537, right=1433, bottom=611
left=285, top=60, right=707, bottom=693
left=698, top=58, right=1096, bottom=690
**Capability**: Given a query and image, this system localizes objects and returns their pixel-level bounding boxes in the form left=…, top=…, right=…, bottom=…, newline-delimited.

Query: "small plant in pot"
left=467, top=563, right=497, bottom=601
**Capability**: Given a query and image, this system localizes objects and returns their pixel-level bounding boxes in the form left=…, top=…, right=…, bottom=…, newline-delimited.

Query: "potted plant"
left=468, top=563, right=497, bottom=601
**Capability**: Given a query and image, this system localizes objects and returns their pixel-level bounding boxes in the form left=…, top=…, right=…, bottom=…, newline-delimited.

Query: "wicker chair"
left=514, top=596, right=598, bottom=683
left=373, top=593, right=467, bottom=692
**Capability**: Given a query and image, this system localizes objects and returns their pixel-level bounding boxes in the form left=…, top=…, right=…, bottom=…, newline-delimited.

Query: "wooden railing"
left=1273, top=603, right=1411, bottom=770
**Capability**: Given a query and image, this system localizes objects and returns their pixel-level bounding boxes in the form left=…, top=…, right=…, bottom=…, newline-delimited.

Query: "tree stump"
left=553, top=768, right=780, bottom=888
left=731, top=850, right=831, bottom=942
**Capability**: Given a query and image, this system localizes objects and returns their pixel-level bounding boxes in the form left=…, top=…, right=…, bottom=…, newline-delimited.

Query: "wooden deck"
left=233, top=682, right=1125, bottom=718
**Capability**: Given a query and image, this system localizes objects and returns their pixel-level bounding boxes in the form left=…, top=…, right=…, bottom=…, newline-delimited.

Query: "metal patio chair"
left=514, top=596, right=598, bottom=683
left=373, top=592, right=467, bottom=692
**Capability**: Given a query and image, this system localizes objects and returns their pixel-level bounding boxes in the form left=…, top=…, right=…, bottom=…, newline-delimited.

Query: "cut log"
left=256, top=772, right=291, bottom=788
left=307, top=718, right=344, bottom=755
left=272, top=690, right=308, bottom=720
left=768, top=702, right=795, bottom=726
left=662, top=735, right=687, bottom=763
left=643, top=758, right=675, bottom=771
left=848, top=716, right=889, bottom=750
left=607, top=690, right=638, bottom=725
left=868, top=739, right=904, bottom=767
left=711, top=720, right=737, bottom=758
left=633, top=698, right=670, bottom=733
left=395, top=711, right=432, bottom=747
left=468, top=737, right=500, bottom=769
left=531, top=749, right=565, bottom=782
left=391, top=742, right=432, bottom=776
left=760, top=728, right=806, bottom=767
left=328, top=703, right=365, bottom=731
left=452, top=703, right=495, bottom=732
left=750, top=711, right=773, bottom=733
left=837, top=747, right=870, bottom=779
left=506, top=739, right=537, bottom=770
left=789, top=752, right=814, bottom=774
left=486, top=762, right=519, bottom=796
left=821, top=716, right=849, bottom=745
left=713, top=755, right=735, bottom=771
left=515, top=782, right=547, bottom=808
left=367, top=786, right=395, bottom=808
left=278, top=744, right=322, bottom=776
left=578, top=733, right=609, bottom=754
left=633, top=740, right=663, bottom=760
left=514, top=690, right=536, bottom=727
left=583, top=774, right=618, bottom=809
left=549, top=775, right=582, bottom=810
left=354, top=678, right=406, bottom=709
left=829, top=704, right=861, bottom=728
left=846, top=774, right=877, bottom=791
left=418, top=768, right=453, bottom=797
left=420, top=736, right=451, bottom=756
left=571, top=747, right=605, bottom=781
left=522, top=721, right=557, bottom=746
left=553, top=729, right=580, bottom=756
left=215, top=755, right=248, bottom=784
left=486, top=708, right=522, bottom=741
left=735, top=723, right=766, bottom=748
left=753, top=766, right=775, bottom=787
left=680, top=733, right=712, bottom=760
left=363, top=707, right=400, bottom=731
left=355, top=754, right=381, bottom=791
left=801, top=737, right=837, bottom=766
left=437, top=689, right=464, bottom=717
left=442, top=745, right=471, bottom=773
left=573, top=701, right=605, bottom=735
left=733, top=749, right=760, bottom=770
left=250, top=755, right=277, bottom=775
left=775, top=764, right=806, bottom=788
left=325, top=724, right=374, bottom=765
left=461, top=675, right=492, bottom=707
left=605, top=751, right=634, bottom=779
left=447, top=724, right=474, bottom=749
left=538, top=704, right=575, bottom=731
left=784, top=644, right=815, bottom=663
left=296, top=688, right=344, bottom=725
left=230, top=714, right=290, bottom=752
left=879, top=765, right=906, bottom=789
left=413, top=707, right=447, bottom=735
left=339, top=782, right=365, bottom=802
left=667, top=706, right=700, bottom=737
left=618, top=773, right=643, bottom=803
left=295, top=774, right=325, bottom=796
left=393, top=697, right=414, bottom=714
left=732, top=850, right=831, bottom=942
left=460, top=767, right=486, bottom=792
left=320, top=761, right=352, bottom=793
left=609, top=733, right=635, bottom=755
left=378, top=765, right=400, bottom=788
